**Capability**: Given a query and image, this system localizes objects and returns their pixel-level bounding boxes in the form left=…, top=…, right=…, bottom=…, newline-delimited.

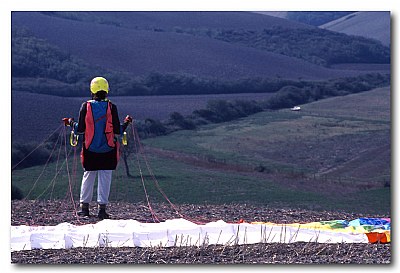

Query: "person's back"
left=85, top=99, right=115, bottom=153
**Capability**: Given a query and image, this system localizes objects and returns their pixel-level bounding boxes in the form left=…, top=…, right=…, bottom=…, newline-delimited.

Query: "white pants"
left=79, top=170, right=113, bottom=205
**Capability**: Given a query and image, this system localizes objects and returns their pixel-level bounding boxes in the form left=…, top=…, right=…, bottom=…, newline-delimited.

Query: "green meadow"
left=12, top=87, right=391, bottom=214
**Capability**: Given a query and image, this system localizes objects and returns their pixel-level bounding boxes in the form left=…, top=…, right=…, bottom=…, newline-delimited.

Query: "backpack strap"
left=104, top=101, right=115, bottom=148
left=84, top=101, right=95, bottom=150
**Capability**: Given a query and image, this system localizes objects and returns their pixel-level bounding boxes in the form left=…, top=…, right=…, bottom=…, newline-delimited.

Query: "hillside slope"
left=143, top=86, right=390, bottom=190
left=11, top=91, right=276, bottom=142
left=252, top=11, right=288, bottom=19
left=92, top=11, right=312, bottom=30
left=11, top=87, right=390, bottom=214
left=12, top=12, right=378, bottom=81
left=320, top=12, right=390, bottom=46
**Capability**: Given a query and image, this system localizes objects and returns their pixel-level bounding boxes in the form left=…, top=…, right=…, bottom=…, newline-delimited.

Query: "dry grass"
left=11, top=242, right=391, bottom=264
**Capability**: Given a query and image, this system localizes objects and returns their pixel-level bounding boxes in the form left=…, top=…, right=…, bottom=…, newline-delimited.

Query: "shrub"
left=266, top=86, right=309, bottom=109
left=12, top=185, right=24, bottom=200
left=206, top=100, right=243, bottom=122
left=192, top=109, right=222, bottom=123
left=12, top=141, right=55, bottom=170
left=169, top=112, right=196, bottom=130
left=144, top=118, right=168, bottom=137
left=232, top=100, right=263, bottom=116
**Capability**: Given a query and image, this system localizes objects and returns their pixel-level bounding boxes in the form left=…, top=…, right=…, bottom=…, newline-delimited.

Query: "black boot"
left=98, top=204, right=110, bottom=220
left=77, top=203, right=90, bottom=217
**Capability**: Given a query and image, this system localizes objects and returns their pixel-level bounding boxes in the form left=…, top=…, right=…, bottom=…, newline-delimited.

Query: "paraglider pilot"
left=63, top=77, right=133, bottom=220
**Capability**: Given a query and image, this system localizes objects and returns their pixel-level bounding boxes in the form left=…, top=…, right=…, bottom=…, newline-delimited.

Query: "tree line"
left=135, top=73, right=390, bottom=137
left=10, top=27, right=305, bottom=97
left=11, top=23, right=391, bottom=199
left=12, top=72, right=390, bottom=179
left=172, top=26, right=390, bottom=67
left=12, top=25, right=390, bottom=98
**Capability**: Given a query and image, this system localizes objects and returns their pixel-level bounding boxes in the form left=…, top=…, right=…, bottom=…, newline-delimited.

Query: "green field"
left=12, top=87, right=391, bottom=214
left=144, top=86, right=390, bottom=182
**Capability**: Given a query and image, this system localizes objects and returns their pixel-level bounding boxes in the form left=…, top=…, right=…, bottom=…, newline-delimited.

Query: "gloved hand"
left=62, top=118, right=74, bottom=127
left=124, top=115, right=133, bottom=124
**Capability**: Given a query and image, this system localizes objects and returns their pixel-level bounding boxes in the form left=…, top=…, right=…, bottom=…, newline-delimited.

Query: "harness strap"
left=84, top=102, right=94, bottom=150
left=104, top=102, right=115, bottom=148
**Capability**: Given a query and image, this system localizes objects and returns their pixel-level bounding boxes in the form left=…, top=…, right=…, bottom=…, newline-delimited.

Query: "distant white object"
left=291, top=106, right=301, bottom=111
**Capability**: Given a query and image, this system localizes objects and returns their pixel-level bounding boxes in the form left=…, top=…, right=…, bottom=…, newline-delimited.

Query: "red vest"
left=84, top=101, right=115, bottom=150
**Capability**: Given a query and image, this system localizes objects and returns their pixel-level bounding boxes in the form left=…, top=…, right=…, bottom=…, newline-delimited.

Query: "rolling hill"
left=252, top=11, right=390, bottom=46
left=252, top=12, right=288, bottom=19
left=142, top=86, right=390, bottom=183
left=320, top=12, right=391, bottom=46
left=11, top=91, right=276, bottom=143
left=89, top=11, right=313, bottom=30
left=136, top=86, right=390, bottom=214
left=11, top=11, right=389, bottom=83
left=254, top=12, right=356, bottom=27
left=11, top=11, right=391, bottom=148
left=12, top=87, right=391, bottom=213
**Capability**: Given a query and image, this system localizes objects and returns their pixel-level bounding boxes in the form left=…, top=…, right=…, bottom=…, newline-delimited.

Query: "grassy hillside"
left=12, top=87, right=390, bottom=214
left=12, top=72, right=390, bottom=143
left=255, top=11, right=354, bottom=27
left=320, top=12, right=390, bottom=46
left=39, top=11, right=312, bottom=31
left=253, top=12, right=288, bottom=19
left=140, top=86, right=390, bottom=211
left=12, top=12, right=390, bottom=96
left=169, top=27, right=389, bottom=67
left=12, top=12, right=375, bottom=82
left=143, top=86, right=390, bottom=181
left=286, top=12, right=354, bottom=26
left=11, top=91, right=275, bottom=142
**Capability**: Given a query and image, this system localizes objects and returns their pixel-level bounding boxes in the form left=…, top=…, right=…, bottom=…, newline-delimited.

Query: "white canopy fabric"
left=10, top=218, right=369, bottom=251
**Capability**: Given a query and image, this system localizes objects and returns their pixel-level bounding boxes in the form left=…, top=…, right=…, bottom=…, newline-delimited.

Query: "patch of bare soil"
left=10, top=200, right=390, bottom=264
left=11, top=243, right=390, bottom=264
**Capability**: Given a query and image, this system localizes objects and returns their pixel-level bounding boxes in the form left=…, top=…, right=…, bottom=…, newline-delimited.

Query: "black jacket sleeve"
left=75, top=102, right=87, bottom=134
left=111, top=102, right=121, bottom=135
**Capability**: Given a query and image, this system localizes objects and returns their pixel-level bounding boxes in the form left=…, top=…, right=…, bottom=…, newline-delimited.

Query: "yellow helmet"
left=90, top=77, right=109, bottom=94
